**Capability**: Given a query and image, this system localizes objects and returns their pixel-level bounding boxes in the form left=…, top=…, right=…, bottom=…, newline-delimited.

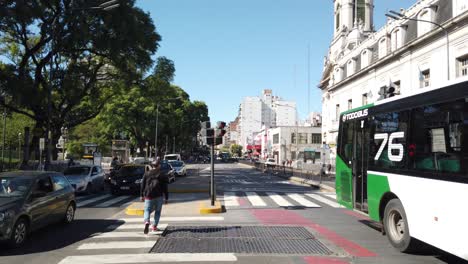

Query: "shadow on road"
left=0, top=219, right=117, bottom=256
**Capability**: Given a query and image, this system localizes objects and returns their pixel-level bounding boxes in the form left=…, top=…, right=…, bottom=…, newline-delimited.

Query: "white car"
left=64, top=165, right=105, bottom=194
left=265, top=158, right=277, bottom=166
left=164, top=154, right=181, bottom=161
left=168, top=161, right=187, bottom=176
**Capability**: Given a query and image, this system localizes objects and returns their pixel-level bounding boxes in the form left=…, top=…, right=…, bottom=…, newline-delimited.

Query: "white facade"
left=238, top=90, right=297, bottom=149
left=320, top=0, right=468, bottom=150
left=266, top=126, right=323, bottom=164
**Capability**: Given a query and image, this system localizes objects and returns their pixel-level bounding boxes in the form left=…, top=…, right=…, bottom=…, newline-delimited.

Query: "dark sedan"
left=0, top=171, right=76, bottom=247
left=160, top=161, right=176, bottom=183
left=109, top=164, right=152, bottom=195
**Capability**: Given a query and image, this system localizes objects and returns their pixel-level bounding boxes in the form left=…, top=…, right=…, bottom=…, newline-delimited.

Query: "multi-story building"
left=319, top=0, right=468, bottom=155
left=238, top=89, right=297, bottom=149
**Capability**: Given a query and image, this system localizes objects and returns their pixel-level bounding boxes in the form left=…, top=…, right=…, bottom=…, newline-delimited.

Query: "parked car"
left=265, top=158, right=277, bottom=167
left=64, top=165, right=105, bottom=194
left=110, top=164, right=152, bottom=195
left=0, top=171, right=76, bottom=247
left=168, top=161, right=187, bottom=177
left=160, top=161, right=176, bottom=183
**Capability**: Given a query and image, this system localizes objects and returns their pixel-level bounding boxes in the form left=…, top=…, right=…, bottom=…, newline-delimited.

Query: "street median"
left=125, top=202, right=145, bottom=216
left=199, top=200, right=223, bottom=214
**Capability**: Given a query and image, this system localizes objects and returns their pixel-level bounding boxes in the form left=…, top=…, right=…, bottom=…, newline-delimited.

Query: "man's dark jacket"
left=140, top=169, right=169, bottom=200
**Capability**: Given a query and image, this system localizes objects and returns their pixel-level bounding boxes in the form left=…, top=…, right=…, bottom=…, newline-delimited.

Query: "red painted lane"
left=238, top=197, right=249, bottom=206
left=250, top=209, right=377, bottom=257
left=303, top=256, right=350, bottom=264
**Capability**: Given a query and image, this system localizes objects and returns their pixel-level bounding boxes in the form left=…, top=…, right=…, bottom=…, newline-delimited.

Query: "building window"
left=348, top=99, right=353, bottom=110
left=455, top=0, right=468, bottom=15
left=336, top=104, right=340, bottom=121
left=379, top=37, right=388, bottom=59
left=361, top=49, right=372, bottom=68
left=311, top=134, right=322, bottom=144
left=418, top=9, right=435, bottom=37
left=291, top=133, right=296, bottom=144
left=336, top=12, right=340, bottom=31
left=273, top=134, right=279, bottom=144
left=420, top=69, right=430, bottom=88
left=347, top=59, right=356, bottom=76
left=457, top=56, right=468, bottom=77
left=298, top=133, right=308, bottom=144
left=391, top=27, right=406, bottom=51
left=362, top=93, right=368, bottom=105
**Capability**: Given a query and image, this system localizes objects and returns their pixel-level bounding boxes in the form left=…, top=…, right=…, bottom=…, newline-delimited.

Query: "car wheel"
left=8, top=218, right=29, bottom=248
left=63, top=203, right=75, bottom=224
left=383, top=199, right=418, bottom=253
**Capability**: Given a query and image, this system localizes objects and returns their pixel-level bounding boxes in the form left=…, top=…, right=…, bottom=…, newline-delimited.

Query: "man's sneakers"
left=144, top=222, right=150, bottom=234
left=152, top=225, right=161, bottom=232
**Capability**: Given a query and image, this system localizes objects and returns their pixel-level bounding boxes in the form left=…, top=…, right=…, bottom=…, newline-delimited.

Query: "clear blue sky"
left=136, top=0, right=416, bottom=123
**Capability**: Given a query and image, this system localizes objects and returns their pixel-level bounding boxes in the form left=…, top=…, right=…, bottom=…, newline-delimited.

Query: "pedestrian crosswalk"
left=222, top=191, right=343, bottom=209
left=75, top=194, right=139, bottom=208
left=58, top=216, right=226, bottom=264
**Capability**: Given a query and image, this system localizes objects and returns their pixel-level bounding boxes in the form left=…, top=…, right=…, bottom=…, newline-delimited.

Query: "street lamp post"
left=1, top=108, right=6, bottom=172
left=44, top=0, right=120, bottom=170
left=385, top=5, right=450, bottom=80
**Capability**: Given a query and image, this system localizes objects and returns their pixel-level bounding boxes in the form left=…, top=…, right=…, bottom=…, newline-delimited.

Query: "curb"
left=289, top=177, right=336, bottom=192
left=125, top=202, right=144, bottom=216
left=199, top=201, right=223, bottom=214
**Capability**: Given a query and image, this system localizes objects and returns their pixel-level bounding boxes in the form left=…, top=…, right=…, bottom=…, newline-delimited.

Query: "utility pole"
left=173, top=136, right=176, bottom=153
left=210, top=143, right=215, bottom=206
left=1, top=108, right=6, bottom=172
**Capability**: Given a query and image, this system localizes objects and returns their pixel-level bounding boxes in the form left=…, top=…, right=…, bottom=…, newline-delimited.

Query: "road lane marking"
left=266, top=192, right=293, bottom=207
left=92, top=232, right=158, bottom=238
left=77, top=194, right=112, bottom=207
left=305, top=193, right=343, bottom=208
left=324, top=194, right=337, bottom=200
left=287, top=194, right=321, bottom=208
left=116, top=216, right=224, bottom=223
left=106, top=223, right=168, bottom=230
left=77, top=241, right=155, bottom=250
left=94, top=195, right=132, bottom=207
left=245, top=192, right=267, bottom=206
left=58, top=253, right=237, bottom=264
left=223, top=192, right=240, bottom=207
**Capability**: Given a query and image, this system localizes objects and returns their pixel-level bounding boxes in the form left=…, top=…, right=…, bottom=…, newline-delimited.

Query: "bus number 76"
left=374, top=132, right=405, bottom=162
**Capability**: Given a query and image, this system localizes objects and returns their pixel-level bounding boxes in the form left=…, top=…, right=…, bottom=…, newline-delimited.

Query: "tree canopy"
left=0, top=0, right=161, bottom=157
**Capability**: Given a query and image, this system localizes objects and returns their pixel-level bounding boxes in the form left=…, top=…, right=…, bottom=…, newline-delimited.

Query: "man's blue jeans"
left=143, top=196, right=164, bottom=226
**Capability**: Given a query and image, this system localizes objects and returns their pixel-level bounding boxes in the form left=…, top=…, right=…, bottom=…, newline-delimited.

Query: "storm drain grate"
left=151, top=226, right=333, bottom=255
left=162, top=226, right=315, bottom=239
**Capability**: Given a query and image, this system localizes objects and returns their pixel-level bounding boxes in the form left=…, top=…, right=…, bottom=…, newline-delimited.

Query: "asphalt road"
left=0, top=162, right=466, bottom=264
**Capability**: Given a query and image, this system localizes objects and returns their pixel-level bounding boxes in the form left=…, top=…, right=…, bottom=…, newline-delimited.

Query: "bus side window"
left=409, top=99, right=466, bottom=176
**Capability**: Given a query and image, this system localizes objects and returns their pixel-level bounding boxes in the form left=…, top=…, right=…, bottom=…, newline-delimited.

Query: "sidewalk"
left=126, top=167, right=222, bottom=216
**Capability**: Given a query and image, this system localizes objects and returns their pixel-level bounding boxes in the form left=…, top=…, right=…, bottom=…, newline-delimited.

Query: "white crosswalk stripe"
left=77, top=241, right=155, bottom=250
left=245, top=192, right=267, bottom=206
left=266, top=192, right=293, bottom=207
left=223, top=192, right=240, bottom=207
left=287, top=193, right=321, bottom=208
left=305, top=193, right=343, bottom=208
left=324, top=194, right=337, bottom=200
left=76, top=194, right=113, bottom=207
left=106, top=223, right=168, bottom=231
left=58, top=253, right=237, bottom=264
left=94, top=196, right=132, bottom=207
left=117, top=216, right=225, bottom=223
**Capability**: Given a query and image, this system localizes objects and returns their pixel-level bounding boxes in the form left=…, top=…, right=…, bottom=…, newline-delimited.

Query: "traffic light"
left=215, top=121, right=226, bottom=138
left=387, top=86, right=396, bottom=97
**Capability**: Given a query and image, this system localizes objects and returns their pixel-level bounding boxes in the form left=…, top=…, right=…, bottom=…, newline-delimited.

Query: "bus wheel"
left=383, top=199, right=416, bottom=252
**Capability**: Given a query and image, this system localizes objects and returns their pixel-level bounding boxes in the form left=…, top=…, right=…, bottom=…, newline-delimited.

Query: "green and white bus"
left=336, top=78, right=468, bottom=260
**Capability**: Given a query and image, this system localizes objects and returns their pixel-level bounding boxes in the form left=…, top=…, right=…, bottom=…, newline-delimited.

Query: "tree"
left=0, top=0, right=160, bottom=158
left=230, top=144, right=242, bottom=157
left=98, top=58, right=209, bottom=156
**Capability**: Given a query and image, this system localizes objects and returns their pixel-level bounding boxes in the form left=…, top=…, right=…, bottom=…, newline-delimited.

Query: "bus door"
left=352, top=119, right=369, bottom=212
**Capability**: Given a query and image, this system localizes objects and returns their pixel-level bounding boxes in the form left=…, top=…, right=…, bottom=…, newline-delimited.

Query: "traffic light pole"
left=210, top=143, right=215, bottom=206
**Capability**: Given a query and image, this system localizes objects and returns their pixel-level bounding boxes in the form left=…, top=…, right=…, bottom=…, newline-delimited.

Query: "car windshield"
left=169, top=161, right=183, bottom=167
left=64, top=167, right=90, bottom=176
left=0, top=177, right=34, bottom=197
left=118, top=166, right=145, bottom=177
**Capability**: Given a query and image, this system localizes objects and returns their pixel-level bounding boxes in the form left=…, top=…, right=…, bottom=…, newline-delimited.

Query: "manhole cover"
left=151, top=226, right=333, bottom=255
